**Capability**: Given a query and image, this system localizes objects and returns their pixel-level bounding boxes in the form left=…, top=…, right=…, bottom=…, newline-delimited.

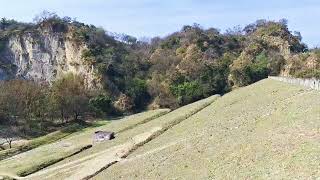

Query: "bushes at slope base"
left=0, top=74, right=117, bottom=135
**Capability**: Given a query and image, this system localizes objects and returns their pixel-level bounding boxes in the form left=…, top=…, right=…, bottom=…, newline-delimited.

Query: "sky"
left=0, top=0, right=319, bottom=47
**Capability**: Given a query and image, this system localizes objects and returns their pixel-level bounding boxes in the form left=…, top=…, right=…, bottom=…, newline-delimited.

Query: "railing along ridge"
left=268, top=76, right=320, bottom=90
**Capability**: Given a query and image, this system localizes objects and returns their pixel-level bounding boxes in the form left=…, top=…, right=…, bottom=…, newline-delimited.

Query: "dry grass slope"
left=1, top=79, right=318, bottom=179
left=26, top=95, right=219, bottom=180
left=0, top=109, right=170, bottom=178
left=93, top=79, right=320, bottom=179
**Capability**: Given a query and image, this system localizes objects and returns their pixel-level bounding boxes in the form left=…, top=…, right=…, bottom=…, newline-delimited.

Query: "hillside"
left=1, top=15, right=319, bottom=115
left=0, top=94, right=219, bottom=179
left=0, top=15, right=319, bottom=178
left=94, top=78, right=320, bottom=179
left=1, top=15, right=319, bottom=135
left=0, top=78, right=318, bottom=179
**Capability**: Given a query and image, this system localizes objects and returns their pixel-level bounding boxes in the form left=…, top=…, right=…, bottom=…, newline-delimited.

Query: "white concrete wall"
left=268, top=76, right=320, bottom=90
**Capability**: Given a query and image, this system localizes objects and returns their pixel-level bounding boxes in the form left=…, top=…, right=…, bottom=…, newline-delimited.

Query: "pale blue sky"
left=0, top=0, right=319, bottom=47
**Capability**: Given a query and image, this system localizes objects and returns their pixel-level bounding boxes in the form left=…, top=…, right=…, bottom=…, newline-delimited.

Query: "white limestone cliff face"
left=0, top=31, right=100, bottom=88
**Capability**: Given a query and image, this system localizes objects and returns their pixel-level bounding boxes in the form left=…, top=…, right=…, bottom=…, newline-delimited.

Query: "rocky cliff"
left=0, top=27, right=100, bottom=88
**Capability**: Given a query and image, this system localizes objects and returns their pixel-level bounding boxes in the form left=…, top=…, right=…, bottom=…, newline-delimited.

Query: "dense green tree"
left=50, top=74, right=90, bottom=122
left=125, top=78, right=150, bottom=109
left=170, top=81, right=204, bottom=105
left=89, top=94, right=114, bottom=116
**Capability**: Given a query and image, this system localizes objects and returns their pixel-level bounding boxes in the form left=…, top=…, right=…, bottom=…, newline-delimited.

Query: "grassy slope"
left=27, top=95, right=220, bottom=180
left=0, top=131, right=69, bottom=161
left=0, top=109, right=170, bottom=177
left=0, top=123, right=104, bottom=161
left=94, top=79, right=320, bottom=179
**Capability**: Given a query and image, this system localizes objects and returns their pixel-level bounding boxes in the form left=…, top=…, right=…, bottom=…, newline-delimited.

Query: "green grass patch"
left=17, top=145, right=92, bottom=177
left=0, top=143, right=92, bottom=177
left=0, top=122, right=106, bottom=161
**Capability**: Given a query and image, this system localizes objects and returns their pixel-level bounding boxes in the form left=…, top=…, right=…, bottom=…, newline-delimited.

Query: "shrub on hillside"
left=170, top=81, right=204, bottom=105
left=50, top=73, right=91, bottom=122
left=125, top=78, right=150, bottom=109
left=89, top=94, right=115, bottom=116
left=294, top=69, right=320, bottom=79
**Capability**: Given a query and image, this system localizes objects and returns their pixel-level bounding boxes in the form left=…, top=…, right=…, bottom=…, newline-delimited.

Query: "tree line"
left=0, top=73, right=113, bottom=137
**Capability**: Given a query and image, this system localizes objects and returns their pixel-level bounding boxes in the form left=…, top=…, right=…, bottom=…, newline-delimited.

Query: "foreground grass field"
left=0, top=109, right=170, bottom=178
left=94, top=79, right=320, bottom=179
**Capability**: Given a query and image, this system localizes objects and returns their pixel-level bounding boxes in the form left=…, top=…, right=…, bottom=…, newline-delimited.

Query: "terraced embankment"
left=93, top=79, right=320, bottom=179
left=0, top=95, right=219, bottom=179
left=0, top=109, right=170, bottom=178
left=1, top=78, right=319, bottom=179
left=26, top=95, right=219, bottom=180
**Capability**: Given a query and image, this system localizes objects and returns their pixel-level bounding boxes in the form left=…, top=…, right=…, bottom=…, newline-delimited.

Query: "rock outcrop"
left=0, top=28, right=100, bottom=88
